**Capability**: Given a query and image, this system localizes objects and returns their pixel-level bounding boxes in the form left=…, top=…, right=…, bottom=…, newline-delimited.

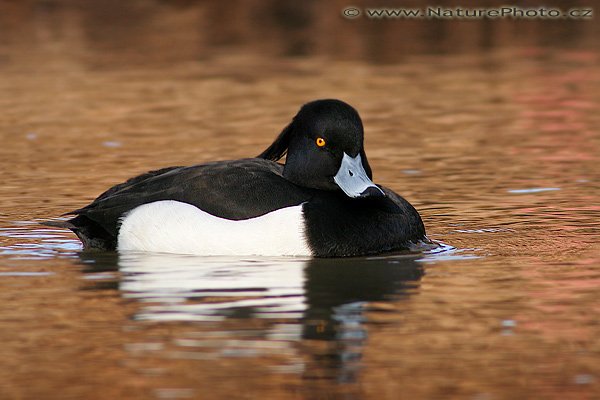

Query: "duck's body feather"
left=71, top=159, right=309, bottom=230
left=59, top=158, right=425, bottom=257
left=117, top=200, right=311, bottom=256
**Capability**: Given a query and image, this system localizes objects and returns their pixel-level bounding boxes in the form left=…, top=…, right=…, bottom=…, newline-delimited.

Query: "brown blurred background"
left=1, top=0, right=599, bottom=69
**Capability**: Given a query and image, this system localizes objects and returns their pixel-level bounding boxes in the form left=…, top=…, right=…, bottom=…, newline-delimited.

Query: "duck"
left=48, top=99, right=430, bottom=257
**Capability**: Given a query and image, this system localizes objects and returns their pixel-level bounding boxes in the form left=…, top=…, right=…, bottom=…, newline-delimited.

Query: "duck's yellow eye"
left=316, top=137, right=326, bottom=147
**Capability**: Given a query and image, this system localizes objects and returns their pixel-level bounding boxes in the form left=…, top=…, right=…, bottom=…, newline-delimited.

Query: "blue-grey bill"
left=333, top=153, right=385, bottom=198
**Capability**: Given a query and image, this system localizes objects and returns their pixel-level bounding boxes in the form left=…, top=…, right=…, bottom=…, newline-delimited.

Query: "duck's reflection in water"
left=79, top=251, right=423, bottom=383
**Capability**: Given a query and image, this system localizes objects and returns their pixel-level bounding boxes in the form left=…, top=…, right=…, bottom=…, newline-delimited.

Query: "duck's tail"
left=41, top=219, right=77, bottom=230
left=41, top=216, right=116, bottom=251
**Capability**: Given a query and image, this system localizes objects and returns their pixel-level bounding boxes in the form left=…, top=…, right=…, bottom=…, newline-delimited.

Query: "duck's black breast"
left=71, top=158, right=313, bottom=238
left=303, top=187, right=426, bottom=257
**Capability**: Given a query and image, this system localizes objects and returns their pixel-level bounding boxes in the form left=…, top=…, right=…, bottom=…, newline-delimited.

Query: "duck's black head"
left=258, top=99, right=384, bottom=198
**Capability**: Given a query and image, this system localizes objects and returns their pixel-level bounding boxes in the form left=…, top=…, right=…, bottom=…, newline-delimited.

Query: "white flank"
left=117, top=200, right=312, bottom=256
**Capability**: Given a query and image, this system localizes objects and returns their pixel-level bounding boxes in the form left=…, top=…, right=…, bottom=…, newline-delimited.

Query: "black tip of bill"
left=359, top=186, right=386, bottom=198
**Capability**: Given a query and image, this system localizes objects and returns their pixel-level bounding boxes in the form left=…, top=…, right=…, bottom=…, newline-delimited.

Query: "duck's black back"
left=66, top=159, right=312, bottom=246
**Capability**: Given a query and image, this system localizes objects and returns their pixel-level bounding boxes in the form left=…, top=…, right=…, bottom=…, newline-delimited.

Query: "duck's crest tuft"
left=257, top=121, right=294, bottom=161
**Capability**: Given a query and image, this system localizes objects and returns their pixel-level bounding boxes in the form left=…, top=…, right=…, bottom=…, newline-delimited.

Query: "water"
left=1, top=1, right=600, bottom=399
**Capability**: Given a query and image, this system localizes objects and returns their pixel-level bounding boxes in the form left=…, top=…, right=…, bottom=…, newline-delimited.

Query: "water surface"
left=1, top=2, right=599, bottom=399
